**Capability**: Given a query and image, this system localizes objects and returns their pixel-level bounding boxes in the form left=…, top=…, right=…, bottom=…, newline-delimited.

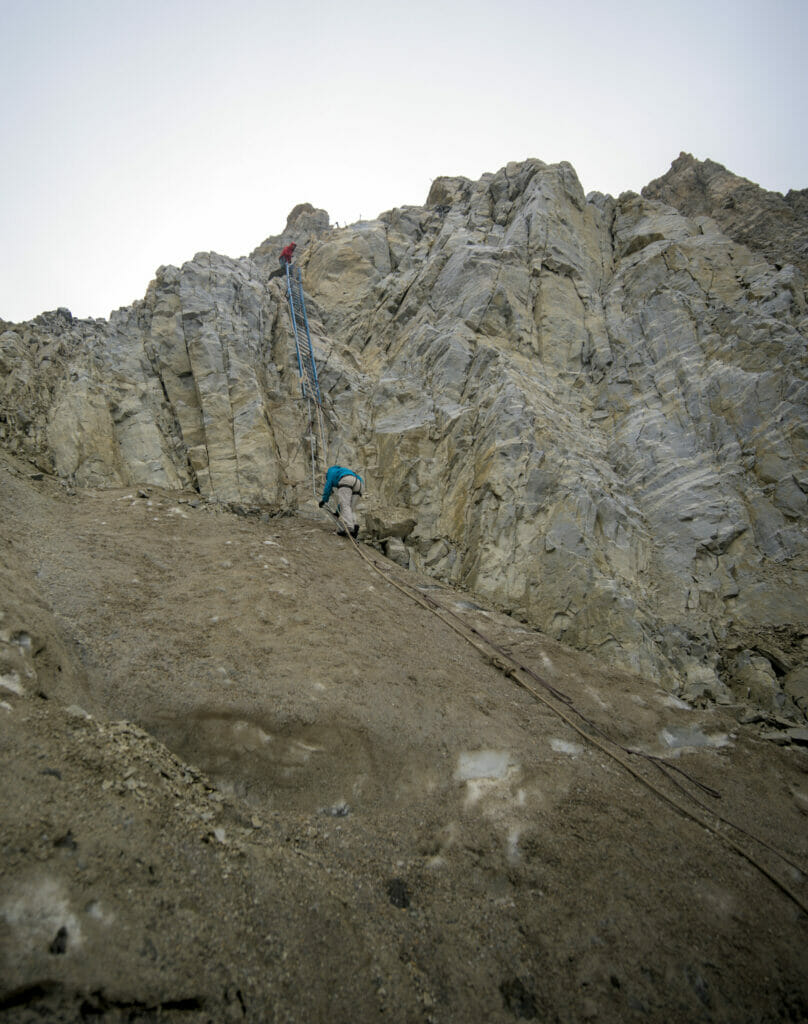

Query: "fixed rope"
left=285, top=262, right=327, bottom=493
left=318, top=503, right=808, bottom=917
left=297, top=249, right=805, bottom=912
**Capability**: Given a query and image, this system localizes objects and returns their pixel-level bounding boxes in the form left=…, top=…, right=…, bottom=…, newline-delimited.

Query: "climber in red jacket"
left=268, top=242, right=297, bottom=280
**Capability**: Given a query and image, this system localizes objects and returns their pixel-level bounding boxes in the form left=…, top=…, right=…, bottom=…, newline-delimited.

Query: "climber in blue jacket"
left=319, top=465, right=364, bottom=538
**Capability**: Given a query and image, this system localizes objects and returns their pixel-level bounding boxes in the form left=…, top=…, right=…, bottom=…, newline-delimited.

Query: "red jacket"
left=281, top=243, right=296, bottom=263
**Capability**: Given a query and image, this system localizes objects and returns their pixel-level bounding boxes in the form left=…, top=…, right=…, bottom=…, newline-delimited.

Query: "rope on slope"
left=298, top=257, right=806, bottom=911
left=320, top=505, right=808, bottom=917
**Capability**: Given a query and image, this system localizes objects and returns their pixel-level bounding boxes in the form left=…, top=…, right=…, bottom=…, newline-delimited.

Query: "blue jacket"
left=321, top=465, right=363, bottom=504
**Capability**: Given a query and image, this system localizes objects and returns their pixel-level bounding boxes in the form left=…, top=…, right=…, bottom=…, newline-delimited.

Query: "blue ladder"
left=284, top=262, right=327, bottom=492
left=285, top=263, right=321, bottom=405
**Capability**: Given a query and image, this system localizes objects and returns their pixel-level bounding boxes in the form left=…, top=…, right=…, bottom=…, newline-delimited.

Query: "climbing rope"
left=296, top=243, right=806, bottom=915
left=319, top=504, right=808, bottom=917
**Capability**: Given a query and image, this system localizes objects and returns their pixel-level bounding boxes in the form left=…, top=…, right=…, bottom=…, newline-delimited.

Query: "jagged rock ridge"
left=1, top=155, right=806, bottom=714
left=643, top=151, right=808, bottom=278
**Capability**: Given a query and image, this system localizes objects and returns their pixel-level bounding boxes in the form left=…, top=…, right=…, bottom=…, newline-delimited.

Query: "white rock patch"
left=660, top=726, right=731, bottom=751
left=550, top=738, right=584, bottom=756
left=1, top=876, right=83, bottom=951
left=454, top=750, right=512, bottom=781
left=0, top=672, right=24, bottom=696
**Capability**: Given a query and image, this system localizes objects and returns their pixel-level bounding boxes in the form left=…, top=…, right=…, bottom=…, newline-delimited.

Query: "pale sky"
left=1, top=0, right=805, bottom=323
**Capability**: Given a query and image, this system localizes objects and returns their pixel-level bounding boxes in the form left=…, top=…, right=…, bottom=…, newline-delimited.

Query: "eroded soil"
left=1, top=450, right=807, bottom=1023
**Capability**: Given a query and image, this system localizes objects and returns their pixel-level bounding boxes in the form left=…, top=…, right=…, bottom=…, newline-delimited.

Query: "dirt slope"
left=1, top=449, right=807, bottom=1023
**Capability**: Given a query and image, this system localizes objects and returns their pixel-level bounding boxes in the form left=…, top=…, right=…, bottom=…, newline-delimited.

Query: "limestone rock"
left=643, top=151, right=808, bottom=284
left=250, top=202, right=332, bottom=271
left=2, top=155, right=806, bottom=714
left=783, top=666, right=808, bottom=715
left=727, top=651, right=781, bottom=711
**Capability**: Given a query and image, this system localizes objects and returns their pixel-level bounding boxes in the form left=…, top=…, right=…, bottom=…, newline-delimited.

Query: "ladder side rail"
left=296, top=267, right=322, bottom=404
left=285, top=262, right=309, bottom=399
left=290, top=275, right=318, bottom=404
left=305, top=393, right=317, bottom=494
left=299, top=345, right=318, bottom=392
left=314, top=401, right=328, bottom=472
left=281, top=261, right=328, bottom=487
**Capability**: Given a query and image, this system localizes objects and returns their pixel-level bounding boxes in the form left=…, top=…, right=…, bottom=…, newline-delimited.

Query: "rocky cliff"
left=2, top=154, right=806, bottom=715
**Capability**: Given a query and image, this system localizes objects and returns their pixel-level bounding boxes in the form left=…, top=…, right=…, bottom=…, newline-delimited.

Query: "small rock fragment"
left=65, top=704, right=91, bottom=719
left=49, top=926, right=68, bottom=955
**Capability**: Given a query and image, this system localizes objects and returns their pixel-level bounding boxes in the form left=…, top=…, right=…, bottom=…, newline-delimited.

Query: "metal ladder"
left=285, top=262, right=327, bottom=492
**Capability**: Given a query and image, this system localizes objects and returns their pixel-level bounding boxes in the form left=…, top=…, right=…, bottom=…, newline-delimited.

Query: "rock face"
left=643, top=151, right=808, bottom=278
left=2, top=156, right=807, bottom=712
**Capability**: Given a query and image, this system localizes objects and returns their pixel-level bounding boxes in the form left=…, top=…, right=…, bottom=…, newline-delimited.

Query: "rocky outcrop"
left=643, top=151, right=808, bottom=281
left=2, top=156, right=806, bottom=715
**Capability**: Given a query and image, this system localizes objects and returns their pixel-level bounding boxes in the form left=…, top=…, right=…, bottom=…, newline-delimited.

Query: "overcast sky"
left=1, top=0, right=805, bottom=323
